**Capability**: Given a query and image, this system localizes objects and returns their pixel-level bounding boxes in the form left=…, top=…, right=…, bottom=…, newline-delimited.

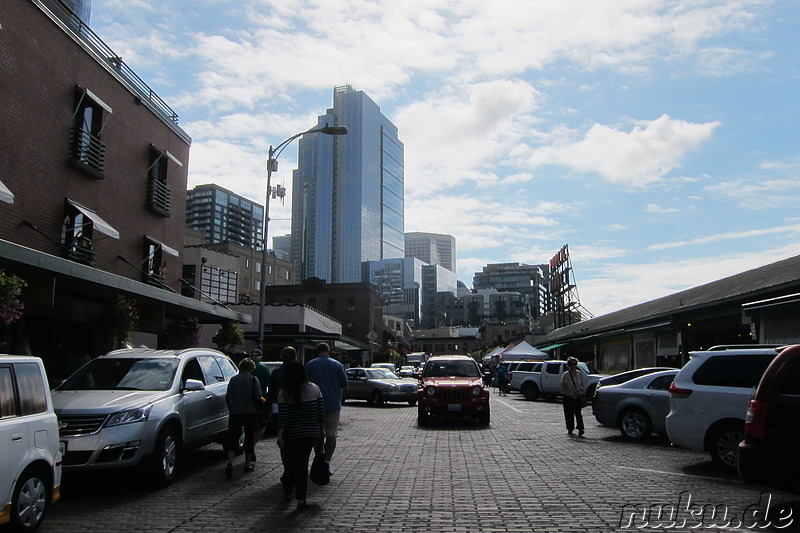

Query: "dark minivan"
left=738, top=344, right=800, bottom=491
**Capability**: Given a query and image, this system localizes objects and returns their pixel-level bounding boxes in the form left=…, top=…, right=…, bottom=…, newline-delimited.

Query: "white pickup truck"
left=508, top=360, right=606, bottom=401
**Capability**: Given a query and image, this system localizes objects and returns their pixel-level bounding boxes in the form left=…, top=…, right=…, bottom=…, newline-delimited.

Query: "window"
left=16, top=363, right=48, bottom=416
left=70, top=87, right=111, bottom=178
left=146, top=146, right=180, bottom=217
left=62, top=199, right=120, bottom=265
left=693, top=355, right=777, bottom=388
left=256, top=262, right=261, bottom=273
left=0, top=367, right=16, bottom=418
left=142, top=236, right=177, bottom=286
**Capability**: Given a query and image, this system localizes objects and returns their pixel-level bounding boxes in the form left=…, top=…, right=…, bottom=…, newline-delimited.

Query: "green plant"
left=0, top=269, right=26, bottom=326
left=161, top=317, right=201, bottom=349
left=212, top=320, right=244, bottom=353
left=107, top=294, right=139, bottom=347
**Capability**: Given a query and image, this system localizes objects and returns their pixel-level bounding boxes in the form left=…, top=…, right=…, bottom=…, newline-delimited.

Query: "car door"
left=0, top=364, right=24, bottom=506
left=178, top=357, right=214, bottom=444
left=198, top=355, right=230, bottom=439
left=542, top=362, right=563, bottom=393
left=645, top=373, right=676, bottom=431
left=347, top=369, right=368, bottom=400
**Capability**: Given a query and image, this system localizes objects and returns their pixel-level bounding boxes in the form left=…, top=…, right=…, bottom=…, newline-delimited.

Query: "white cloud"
left=529, top=114, right=721, bottom=186
left=648, top=223, right=800, bottom=251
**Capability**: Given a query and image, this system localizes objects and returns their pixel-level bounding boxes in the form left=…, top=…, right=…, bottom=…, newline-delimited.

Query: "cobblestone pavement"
left=39, top=391, right=800, bottom=533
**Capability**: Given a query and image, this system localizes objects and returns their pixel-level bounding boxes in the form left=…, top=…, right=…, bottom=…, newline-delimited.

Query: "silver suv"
left=665, top=345, right=780, bottom=470
left=0, top=355, right=62, bottom=532
left=52, top=347, right=238, bottom=486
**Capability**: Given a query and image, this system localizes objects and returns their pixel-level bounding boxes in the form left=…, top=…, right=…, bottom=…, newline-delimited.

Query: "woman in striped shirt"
left=276, top=360, right=325, bottom=510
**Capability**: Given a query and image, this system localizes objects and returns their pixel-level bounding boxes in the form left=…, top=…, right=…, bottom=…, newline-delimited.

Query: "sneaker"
left=244, top=464, right=254, bottom=473
left=579, top=430, right=585, bottom=437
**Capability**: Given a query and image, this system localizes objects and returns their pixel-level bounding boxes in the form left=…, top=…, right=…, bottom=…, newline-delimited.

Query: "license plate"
left=59, top=441, right=67, bottom=455
left=448, top=404, right=461, bottom=412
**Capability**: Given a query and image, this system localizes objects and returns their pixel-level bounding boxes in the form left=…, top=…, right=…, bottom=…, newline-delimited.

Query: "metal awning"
left=145, top=235, right=179, bottom=257
left=67, top=199, right=120, bottom=239
left=0, top=180, right=14, bottom=204
left=538, top=342, right=566, bottom=351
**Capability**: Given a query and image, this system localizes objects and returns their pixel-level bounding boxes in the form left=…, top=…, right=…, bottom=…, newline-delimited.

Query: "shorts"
left=324, top=410, right=341, bottom=438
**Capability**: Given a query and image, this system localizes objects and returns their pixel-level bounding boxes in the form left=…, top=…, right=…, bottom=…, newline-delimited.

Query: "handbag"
left=309, top=452, right=330, bottom=485
left=569, top=372, right=588, bottom=408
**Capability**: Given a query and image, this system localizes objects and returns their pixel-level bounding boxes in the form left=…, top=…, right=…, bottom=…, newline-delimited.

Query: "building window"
left=146, top=146, right=180, bottom=217
left=256, top=262, right=261, bottom=273
left=70, top=87, right=111, bottom=179
left=182, top=265, right=197, bottom=298
left=61, top=200, right=119, bottom=266
left=255, top=280, right=261, bottom=291
left=143, top=238, right=165, bottom=285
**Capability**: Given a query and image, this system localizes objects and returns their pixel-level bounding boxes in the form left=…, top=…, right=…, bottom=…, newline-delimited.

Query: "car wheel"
left=618, top=407, right=652, bottom=439
left=417, top=406, right=428, bottom=426
left=10, top=467, right=49, bottom=533
left=371, top=390, right=384, bottom=407
left=152, top=425, right=180, bottom=487
left=478, top=409, right=490, bottom=426
left=710, top=422, right=743, bottom=470
left=408, top=400, right=417, bottom=406
left=521, top=382, right=539, bottom=401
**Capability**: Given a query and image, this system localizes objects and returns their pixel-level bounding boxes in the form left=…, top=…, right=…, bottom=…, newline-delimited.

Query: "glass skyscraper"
left=291, top=85, right=404, bottom=283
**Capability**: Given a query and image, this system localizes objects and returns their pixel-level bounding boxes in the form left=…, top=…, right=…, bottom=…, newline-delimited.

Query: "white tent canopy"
left=499, top=341, right=548, bottom=360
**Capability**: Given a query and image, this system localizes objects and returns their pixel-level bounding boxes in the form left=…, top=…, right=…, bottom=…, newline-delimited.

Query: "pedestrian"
left=224, top=357, right=264, bottom=477
left=495, top=362, right=509, bottom=396
left=250, top=349, right=271, bottom=448
left=266, top=346, right=298, bottom=466
left=305, top=342, right=348, bottom=475
left=276, top=360, right=325, bottom=511
left=559, top=356, right=586, bottom=437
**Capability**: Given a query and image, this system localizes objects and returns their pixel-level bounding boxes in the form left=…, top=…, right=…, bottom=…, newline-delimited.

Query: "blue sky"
left=90, top=0, right=800, bottom=317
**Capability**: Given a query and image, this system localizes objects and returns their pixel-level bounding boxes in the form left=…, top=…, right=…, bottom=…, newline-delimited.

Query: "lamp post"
left=257, top=124, right=348, bottom=352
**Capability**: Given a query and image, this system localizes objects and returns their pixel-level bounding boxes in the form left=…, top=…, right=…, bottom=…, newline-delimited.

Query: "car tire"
left=521, top=382, right=540, bottom=401
left=478, top=409, right=490, bottom=426
left=618, top=407, right=652, bottom=439
left=152, top=425, right=180, bottom=487
left=10, top=466, right=49, bottom=533
left=709, top=422, right=744, bottom=470
left=371, top=390, right=385, bottom=407
left=417, top=406, right=428, bottom=426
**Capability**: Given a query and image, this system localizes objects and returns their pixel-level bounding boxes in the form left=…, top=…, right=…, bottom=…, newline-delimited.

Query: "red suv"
left=738, top=344, right=800, bottom=491
left=417, top=355, right=490, bottom=426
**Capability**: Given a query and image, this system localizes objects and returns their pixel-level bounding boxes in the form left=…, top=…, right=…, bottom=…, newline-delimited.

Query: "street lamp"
left=257, top=124, right=348, bottom=352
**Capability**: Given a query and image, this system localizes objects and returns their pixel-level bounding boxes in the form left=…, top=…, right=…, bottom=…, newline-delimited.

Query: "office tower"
left=405, top=232, right=457, bottom=274
left=186, top=184, right=264, bottom=249
left=473, top=262, right=549, bottom=319
left=291, top=85, right=404, bottom=283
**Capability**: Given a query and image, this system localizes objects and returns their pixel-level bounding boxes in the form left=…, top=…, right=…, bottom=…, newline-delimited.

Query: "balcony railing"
left=70, top=126, right=106, bottom=176
left=147, top=176, right=172, bottom=217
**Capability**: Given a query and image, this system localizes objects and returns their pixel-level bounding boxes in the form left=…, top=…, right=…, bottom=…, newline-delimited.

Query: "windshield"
left=424, top=360, right=480, bottom=378
left=59, top=358, right=179, bottom=391
left=366, top=368, right=399, bottom=380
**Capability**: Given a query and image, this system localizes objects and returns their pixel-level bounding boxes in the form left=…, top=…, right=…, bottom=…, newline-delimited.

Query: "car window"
left=346, top=369, right=357, bottom=379
left=217, top=356, right=238, bottom=380
left=60, top=358, right=179, bottom=391
left=367, top=369, right=397, bottom=379
left=546, top=363, right=561, bottom=374
left=425, top=361, right=480, bottom=378
left=15, top=363, right=47, bottom=415
left=647, top=374, right=675, bottom=391
left=518, top=362, right=534, bottom=372
left=779, top=361, right=800, bottom=395
left=181, top=358, right=206, bottom=385
left=199, top=356, right=225, bottom=383
left=0, top=366, right=16, bottom=418
left=692, top=354, right=776, bottom=388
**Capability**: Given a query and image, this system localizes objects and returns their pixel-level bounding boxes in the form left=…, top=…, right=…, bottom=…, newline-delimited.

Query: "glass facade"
left=291, top=85, right=404, bottom=283
left=186, top=184, right=263, bottom=249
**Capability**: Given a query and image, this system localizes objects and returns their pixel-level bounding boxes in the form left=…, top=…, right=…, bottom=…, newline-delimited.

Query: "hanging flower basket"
left=0, top=269, right=26, bottom=326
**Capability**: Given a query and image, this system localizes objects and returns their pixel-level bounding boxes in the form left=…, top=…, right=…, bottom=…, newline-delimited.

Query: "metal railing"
left=147, top=176, right=172, bottom=217
left=70, top=126, right=106, bottom=174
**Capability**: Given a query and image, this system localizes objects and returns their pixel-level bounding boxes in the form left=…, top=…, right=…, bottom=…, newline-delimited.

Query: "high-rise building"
left=405, top=232, right=457, bottom=274
left=291, top=85, right=404, bottom=283
left=186, top=184, right=264, bottom=250
left=473, top=262, right=550, bottom=319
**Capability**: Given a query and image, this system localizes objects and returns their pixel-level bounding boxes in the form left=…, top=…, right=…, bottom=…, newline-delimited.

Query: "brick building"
left=0, top=0, right=248, bottom=376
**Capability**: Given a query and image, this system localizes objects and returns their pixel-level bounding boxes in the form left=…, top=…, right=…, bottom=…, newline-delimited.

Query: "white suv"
left=665, top=345, right=781, bottom=470
left=52, top=347, right=239, bottom=486
left=0, top=355, right=62, bottom=532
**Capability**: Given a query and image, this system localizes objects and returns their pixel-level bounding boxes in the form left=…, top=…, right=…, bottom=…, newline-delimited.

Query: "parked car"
left=665, top=345, right=781, bottom=470
left=52, top=347, right=239, bottom=486
left=595, top=367, right=674, bottom=392
left=593, top=370, right=679, bottom=439
left=398, top=366, right=416, bottom=378
left=738, top=344, right=800, bottom=491
left=511, top=360, right=607, bottom=401
left=370, top=363, right=398, bottom=376
left=344, top=368, right=418, bottom=406
left=418, top=355, right=490, bottom=426
left=0, top=355, right=62, bottom=532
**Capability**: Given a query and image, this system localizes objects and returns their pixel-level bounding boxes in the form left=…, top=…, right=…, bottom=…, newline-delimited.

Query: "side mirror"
left=183, top=378, right=205, bottom=391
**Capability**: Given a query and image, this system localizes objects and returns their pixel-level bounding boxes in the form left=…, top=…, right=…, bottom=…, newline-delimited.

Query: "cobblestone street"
left=41, top=392, right=800, bottom=532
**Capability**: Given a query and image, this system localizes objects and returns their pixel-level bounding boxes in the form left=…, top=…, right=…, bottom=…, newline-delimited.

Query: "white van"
left=0, top=355, right=62, bottom=532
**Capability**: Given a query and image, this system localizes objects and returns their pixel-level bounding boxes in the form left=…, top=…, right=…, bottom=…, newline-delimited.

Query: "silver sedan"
left=344, top=368, right=418, bottom=406
left=593, top=370, right=679, bottom=439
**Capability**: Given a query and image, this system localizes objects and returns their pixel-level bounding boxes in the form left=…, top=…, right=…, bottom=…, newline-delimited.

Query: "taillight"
left=744, top=399, right=768, bottom=440
left=668, top=382, right=693, bottom=398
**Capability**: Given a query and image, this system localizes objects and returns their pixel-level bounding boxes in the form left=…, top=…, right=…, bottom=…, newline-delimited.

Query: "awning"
left=0, top=180, right=14, bottom=204
left=145, top=235, right=179, bottom=257
left=538, top=342, right=566, bottom=352
left=67, top=199, right=120, bottom=239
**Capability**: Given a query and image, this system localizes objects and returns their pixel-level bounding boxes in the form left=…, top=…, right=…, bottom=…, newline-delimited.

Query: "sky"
left=89, top=0, right=800, bottom=317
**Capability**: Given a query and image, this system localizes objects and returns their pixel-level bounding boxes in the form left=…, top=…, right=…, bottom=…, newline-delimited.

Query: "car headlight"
left=472, top=386, right=482, bottom=397
left=426, top=386, right=436, bottom=397
left=106, top=406, right=152, bottom=427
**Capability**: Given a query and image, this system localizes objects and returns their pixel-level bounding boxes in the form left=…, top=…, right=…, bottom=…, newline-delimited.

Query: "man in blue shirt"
left=305, top=342, right=348, bottom=472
